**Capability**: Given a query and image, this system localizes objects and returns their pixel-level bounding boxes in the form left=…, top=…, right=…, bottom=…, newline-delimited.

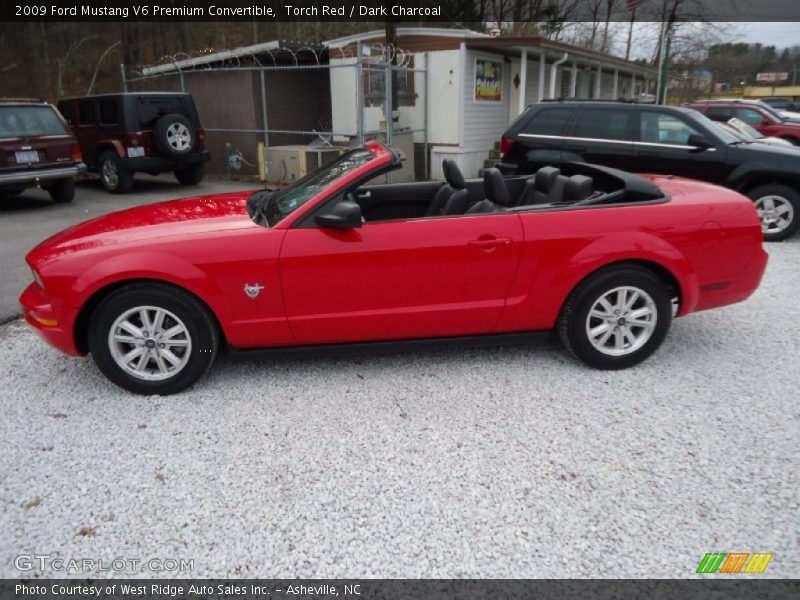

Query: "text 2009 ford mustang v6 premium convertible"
left=20, top=141, right=767, bottom=395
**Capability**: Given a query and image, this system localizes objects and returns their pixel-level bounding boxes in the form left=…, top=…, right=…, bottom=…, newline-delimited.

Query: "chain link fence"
left=122, top=43, right=428, bottom=182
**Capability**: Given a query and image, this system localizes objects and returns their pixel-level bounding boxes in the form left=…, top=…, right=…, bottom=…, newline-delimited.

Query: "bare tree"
left=88, top=41, right=121, bottom=94
left=57, top=34, right=100, bottom=97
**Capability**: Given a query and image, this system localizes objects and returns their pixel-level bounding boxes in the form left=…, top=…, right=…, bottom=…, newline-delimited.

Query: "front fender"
left=69, top=250, right=230, bottom=329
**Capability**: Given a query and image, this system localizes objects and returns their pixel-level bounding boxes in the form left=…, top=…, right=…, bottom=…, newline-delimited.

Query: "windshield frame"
left=261, top=141, right=394, bottom=229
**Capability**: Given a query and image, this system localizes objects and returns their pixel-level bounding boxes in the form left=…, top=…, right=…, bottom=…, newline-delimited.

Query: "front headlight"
left=31, top=268, right=44, bottom=290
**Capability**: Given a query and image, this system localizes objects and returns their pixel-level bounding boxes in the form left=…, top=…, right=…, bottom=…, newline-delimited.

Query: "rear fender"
left=500, top=232, right=698, bottom=332
left=96, top=140, right=126, bottom=160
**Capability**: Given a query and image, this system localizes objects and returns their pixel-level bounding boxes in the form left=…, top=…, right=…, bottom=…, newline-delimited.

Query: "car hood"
left=28, top=191, right=259, bottom=267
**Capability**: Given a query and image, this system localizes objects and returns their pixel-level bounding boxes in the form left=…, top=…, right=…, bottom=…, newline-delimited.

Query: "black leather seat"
left=562, top=175, right=594, bottom=203
left=466, top=168, right=512, bottom=214
left=427, top=159, right=469, bottom=216
left=517, top=166, right=562, bottom=206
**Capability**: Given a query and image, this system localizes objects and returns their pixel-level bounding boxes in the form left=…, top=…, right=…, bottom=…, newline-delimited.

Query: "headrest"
left=563, top=175, right=594, bottom=203
left=442, top=159, right=465, bottom=189
left=534, top=166, right=561, bottom=193
left=483, top=168, right=510, bottom=207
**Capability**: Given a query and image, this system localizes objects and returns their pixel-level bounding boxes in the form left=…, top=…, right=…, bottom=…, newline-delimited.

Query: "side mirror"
left=315, top=200, right=363, bottom=229
left=687, top=134, right=713, bottom=152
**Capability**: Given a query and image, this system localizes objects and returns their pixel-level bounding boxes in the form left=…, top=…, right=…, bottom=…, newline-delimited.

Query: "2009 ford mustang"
left=20, top=141, right=767, bottom=395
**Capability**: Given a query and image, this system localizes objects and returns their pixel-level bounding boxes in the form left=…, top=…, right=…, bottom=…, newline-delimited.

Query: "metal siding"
left=462, top=50, right=510, bottom=152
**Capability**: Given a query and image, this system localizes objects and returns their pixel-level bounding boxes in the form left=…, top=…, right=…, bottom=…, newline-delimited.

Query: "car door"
left=634, top=108, right=728, bottom=183
left=565, top=106, right=635, bottom=171
left=279, top=211, right=525, bottom=345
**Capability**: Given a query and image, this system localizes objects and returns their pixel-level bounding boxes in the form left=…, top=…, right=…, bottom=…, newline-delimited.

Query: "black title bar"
left=3, top=0, right=800, bottom=22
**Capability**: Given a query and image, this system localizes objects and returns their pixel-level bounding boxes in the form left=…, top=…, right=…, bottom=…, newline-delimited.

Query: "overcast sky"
left=736, top=22, right=799, bottom=48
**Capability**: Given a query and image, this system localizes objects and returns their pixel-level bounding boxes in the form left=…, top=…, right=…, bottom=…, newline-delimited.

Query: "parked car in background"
left=20, top=142, right=766, bottom=394
left=760, top=97, right=798, bottom=112
left=682, top=99, right=800, bottom=145
left=0, top=99, right=85, bottom=203
left=498, top=100, right=800, bottom=241
left=57, top=93, right=210, bottom=194
left=717, top=117, right=796, bottom=148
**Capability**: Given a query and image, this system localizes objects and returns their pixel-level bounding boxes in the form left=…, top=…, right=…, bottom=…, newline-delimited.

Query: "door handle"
left=356, top=191, right=371, bottom=199
left=468, top=236, right=512, bottom=251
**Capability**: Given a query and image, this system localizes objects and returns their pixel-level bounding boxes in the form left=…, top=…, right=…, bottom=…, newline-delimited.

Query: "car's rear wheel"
left=46, top=178, right=75, bottom=203
left=154, top=114, right=196, bottom=159
left=88, top=283, right=219, bottom=395
left=174, top=163, right=205, bottom=186
left=558, top=265, right=672, bottom=369
left=98, top=152, right=134, bottom=194
left=748, top=184, right=800, bottom=242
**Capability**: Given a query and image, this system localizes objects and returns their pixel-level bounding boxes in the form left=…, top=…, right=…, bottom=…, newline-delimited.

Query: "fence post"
left=259, top=66, right=270, bottom=181
left=384, top=48, right=393, bottom=183
left=120, top=63, right=128, bottom=92
left=356, top=42, right=364, bottom=145
left=423, top=52, right=429, bottom=181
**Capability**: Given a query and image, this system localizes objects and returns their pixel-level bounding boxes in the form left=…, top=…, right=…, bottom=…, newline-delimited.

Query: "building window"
left=363, top=57, right=416, bottom=108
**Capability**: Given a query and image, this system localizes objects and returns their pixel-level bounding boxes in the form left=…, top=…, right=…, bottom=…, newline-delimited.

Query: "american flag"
left=627, top=0, right=648, bottom=9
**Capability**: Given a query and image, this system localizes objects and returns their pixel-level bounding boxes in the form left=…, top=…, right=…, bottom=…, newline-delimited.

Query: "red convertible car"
left=20, top=141, right=767, bottom=395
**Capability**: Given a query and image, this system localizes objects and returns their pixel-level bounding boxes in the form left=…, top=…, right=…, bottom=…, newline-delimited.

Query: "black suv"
left=498, top=100, right=800, bottom=241
left=57, top=93, right=210, bottom=194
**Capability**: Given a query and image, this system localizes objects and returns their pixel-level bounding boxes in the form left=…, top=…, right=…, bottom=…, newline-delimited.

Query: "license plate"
left=126, top=146, right=145, bottom=158
left=15, top=150, right=39, bottom=163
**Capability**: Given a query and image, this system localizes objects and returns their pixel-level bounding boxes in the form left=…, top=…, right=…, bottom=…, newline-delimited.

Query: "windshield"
left=0, top=106, right=69, bottom=138
left=728, top=118, right=763, bottom=140
left=753, top=101, right=786, bottom=121
left=262, top=147, right=376, bottom=226
left=688, top=111, right=741, bottom=145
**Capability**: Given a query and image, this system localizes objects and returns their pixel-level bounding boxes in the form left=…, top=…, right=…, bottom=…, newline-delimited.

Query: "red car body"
left=683, top=100, right=800, bottom=145
left=21, top=142, right=766, bottom=365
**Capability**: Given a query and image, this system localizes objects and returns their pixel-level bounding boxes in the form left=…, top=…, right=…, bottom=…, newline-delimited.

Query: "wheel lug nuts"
left=159, top=343, right=165, bottom=348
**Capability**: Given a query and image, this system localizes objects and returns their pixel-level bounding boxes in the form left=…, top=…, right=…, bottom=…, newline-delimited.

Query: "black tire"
left=174, top=163, right=205, bottom=186
left=98, top=151, right=134, bottom=194
left=558, top=265, right=672, bottom=370
left=46, top=178, right=75, bottom=203
left=88, top=282, right=219, bottom=395
left=153, top=114, right=196, bottom=159
left=1, top=186, right=25, bottom=197
left=746, top=183, right=800, bottom=242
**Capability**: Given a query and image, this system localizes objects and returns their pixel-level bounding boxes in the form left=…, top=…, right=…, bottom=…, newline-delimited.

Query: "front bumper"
left=121, top=150, right=211, bottom=172
left=0, top=163, right=86, bottom=187
left=19, top=282, right=82, bottom=356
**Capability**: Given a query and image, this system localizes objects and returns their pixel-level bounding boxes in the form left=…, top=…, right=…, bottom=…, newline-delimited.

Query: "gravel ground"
left=1, top=241, right=798, bottom=579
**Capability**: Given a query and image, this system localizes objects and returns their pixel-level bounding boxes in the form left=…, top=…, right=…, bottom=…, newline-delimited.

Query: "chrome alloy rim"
left=166, top=122, right=192, bottom=151
left=586, top=286, right=657, bottom=357
left=108, top=306, right=192, bottom=381
left=755, top=195, right=794, bottom=234
left=101, top=159, right=118, bottom=189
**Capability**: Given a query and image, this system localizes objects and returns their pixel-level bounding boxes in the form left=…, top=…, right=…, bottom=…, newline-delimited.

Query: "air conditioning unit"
left=265, top=145, right=344, bottom=182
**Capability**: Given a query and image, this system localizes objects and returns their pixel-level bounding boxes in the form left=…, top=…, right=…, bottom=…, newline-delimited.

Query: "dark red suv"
left=683, top=99, right=800, bottom=145
left=0, top=99, right=86, bottom=203
left=57, top=93, right=210, bottom=194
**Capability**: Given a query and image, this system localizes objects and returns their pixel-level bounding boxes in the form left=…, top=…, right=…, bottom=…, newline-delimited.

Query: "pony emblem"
left=243, top=283, right=264, bottom=299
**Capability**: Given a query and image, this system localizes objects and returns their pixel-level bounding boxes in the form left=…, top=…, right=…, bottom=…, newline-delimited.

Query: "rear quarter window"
left=78, top=100, right=96, bottom=125
left=523, top=107, right=575, bottom=136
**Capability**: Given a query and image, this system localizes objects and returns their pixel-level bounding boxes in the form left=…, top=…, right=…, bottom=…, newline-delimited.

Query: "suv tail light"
left=197, top=128, right=206, bottom=141
left=70, top=143, right=82, bottom=162
left=500, top=136, right=514, bottom=156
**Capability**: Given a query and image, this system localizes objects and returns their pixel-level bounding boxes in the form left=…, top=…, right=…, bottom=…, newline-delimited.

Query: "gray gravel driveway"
left=0, top=242, right=798, bottom=578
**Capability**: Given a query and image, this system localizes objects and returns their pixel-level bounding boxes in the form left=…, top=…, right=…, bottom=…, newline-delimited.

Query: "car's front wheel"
left=748, top=184, right=800, bottom=242
left=88, top=283, right=219, bottom=395
left=558, top=265, right=672, bottom=369
left=47, top=178, right=75, bottom=203
left=174, top=163, right=205, bottom=186
left=98, top=151, right=134, bottom=194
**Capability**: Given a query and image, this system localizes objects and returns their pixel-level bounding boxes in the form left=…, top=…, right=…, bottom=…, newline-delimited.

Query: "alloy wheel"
left=585, top=286, right=657, bottom=357
left=755, top=195, right=794, bottom=235
left=108, top=306, right=192, bottom=381
left=102, top=159, right=119, bottom=189
left=166, top=123, right=192, bottom=152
